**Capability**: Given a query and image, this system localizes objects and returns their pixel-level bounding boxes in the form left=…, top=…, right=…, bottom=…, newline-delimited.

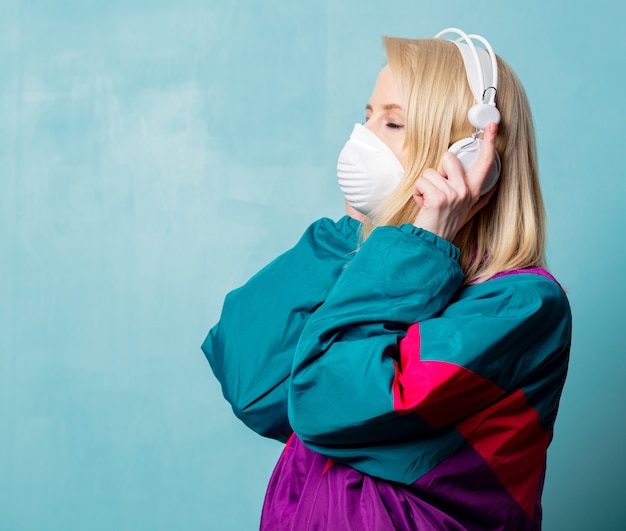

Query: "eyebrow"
left=366, top=103, right=403, bottom=111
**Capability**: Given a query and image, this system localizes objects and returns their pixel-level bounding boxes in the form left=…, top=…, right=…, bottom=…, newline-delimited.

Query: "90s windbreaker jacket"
left=203, top=216, right=572, bottom=530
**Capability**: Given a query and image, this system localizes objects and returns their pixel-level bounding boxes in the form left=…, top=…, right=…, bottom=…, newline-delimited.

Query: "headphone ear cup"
left=468, top=103, right=501, bottom=130
left=448, top=137, right=501, bottom=196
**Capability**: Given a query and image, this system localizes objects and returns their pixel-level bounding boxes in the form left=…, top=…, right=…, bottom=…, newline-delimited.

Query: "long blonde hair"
left=365, top=37, right=546, bottom=284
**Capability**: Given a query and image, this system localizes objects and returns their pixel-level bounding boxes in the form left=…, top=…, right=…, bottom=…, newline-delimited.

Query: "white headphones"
left=435, top=28, right=502, bottom=195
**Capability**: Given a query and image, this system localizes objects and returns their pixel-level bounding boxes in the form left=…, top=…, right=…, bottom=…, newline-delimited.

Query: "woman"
left=203, top=29, right=571, bottom=530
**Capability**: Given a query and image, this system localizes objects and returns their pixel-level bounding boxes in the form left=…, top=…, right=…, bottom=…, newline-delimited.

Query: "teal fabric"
left=287, top=223, right=571, bottom=483
left=203, top=216, right=361, bottom=441
left=428, top=276, right=572, bottom=430
left=205, top=216, right=572, bottom=483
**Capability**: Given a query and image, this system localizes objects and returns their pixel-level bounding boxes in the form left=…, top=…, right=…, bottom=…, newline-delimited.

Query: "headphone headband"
left=435, top=28, right=502, bottom=194
left=435, top=27, right=501, bottom=131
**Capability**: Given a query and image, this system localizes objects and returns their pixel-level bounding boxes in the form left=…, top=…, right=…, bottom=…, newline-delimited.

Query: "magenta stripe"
left=489, top=267, right=563, bottom=290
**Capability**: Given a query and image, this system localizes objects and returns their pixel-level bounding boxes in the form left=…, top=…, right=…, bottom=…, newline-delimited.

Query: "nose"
left=363, top=115, right=383, bottom=141
left=363, top=115, right=377, bottom=133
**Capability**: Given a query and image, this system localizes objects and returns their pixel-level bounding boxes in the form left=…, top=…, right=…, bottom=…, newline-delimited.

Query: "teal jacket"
left=203, top=216, right=571, bottom=528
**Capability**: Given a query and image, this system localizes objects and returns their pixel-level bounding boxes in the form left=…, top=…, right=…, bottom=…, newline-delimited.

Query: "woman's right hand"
left=411, top=123, right=498, bottom=241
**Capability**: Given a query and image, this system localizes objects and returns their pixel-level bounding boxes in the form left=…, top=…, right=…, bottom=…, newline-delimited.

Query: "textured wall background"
left=1, top=1, right=624, bottom=529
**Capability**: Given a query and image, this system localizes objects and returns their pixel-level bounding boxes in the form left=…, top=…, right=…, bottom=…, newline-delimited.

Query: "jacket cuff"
left=397, top=224, right=461, bottom=262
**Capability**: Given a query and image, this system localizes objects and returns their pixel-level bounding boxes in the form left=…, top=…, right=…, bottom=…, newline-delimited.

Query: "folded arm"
left=203, top=216, right=361, bottom=441
left=288, top=225, right=571, bottom=481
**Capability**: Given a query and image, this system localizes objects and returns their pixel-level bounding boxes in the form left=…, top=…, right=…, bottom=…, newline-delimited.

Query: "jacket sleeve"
left=202, top=216, right=361, bottom=442
left=288, top=223, right=572, bottom=481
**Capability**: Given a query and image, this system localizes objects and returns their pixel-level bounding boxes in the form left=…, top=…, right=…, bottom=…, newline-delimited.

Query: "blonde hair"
left=364, top=37, right=546, bottom=284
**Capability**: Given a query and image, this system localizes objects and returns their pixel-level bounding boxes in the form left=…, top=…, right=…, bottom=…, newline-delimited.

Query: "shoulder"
left=486, top=268, right=568, bottom=308
left=458, top=268, right=571, bottom=329
left=428, top=268, right=572, bottom=392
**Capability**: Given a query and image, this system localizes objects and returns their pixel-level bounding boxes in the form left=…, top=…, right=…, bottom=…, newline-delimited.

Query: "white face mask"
left=337, top=123, right=404, bottom=217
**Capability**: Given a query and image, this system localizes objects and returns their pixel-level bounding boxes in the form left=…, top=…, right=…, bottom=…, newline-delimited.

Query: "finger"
left=413, top=170, right=449, bottom=207
left=467, top=122, right=498, bottom=186
left=437, top=151, right=467, bottom=193
left=415, top=169, right=450, bottom=197
left=436, top=152, right=448, bottom=175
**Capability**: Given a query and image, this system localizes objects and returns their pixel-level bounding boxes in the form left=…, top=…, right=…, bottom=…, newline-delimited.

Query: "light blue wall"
left=1, top=1, right=624, bottom=529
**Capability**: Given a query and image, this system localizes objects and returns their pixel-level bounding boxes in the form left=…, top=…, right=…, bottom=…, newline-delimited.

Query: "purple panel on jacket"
left=261, top=435, right=538, bottom=531
left=490, top=267, right=562, bottom=289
